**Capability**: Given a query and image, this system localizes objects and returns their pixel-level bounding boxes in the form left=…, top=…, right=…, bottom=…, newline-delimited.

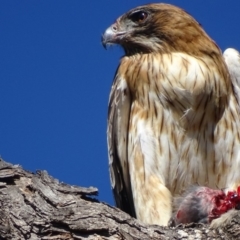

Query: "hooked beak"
left=101, top=22, right=126, bottom=49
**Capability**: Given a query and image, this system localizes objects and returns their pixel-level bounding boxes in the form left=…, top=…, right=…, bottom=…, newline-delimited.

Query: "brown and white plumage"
left=102, top=3, right=240, bottom=226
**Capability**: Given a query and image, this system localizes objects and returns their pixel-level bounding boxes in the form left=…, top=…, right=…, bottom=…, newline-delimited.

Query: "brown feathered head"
left=102, top=3, right=220, bottom=56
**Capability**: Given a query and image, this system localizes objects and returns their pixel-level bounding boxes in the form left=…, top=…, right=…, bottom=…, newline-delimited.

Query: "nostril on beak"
left=112, top=24, right=117, bottom=32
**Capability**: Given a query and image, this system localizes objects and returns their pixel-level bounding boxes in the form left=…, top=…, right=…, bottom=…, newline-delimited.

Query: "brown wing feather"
left=107, top=68, right=136, bottom=217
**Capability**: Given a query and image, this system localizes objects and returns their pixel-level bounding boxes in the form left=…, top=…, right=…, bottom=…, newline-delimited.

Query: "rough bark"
left=0, top=158, right=239, bottom=240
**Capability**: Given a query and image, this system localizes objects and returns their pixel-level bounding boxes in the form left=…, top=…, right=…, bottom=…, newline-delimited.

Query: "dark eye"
left=129, top=11, right=148, bottom=23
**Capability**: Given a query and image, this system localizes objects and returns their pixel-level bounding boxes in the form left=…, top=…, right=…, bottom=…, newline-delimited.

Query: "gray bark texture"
left=0, top=158, right=239, bottom=240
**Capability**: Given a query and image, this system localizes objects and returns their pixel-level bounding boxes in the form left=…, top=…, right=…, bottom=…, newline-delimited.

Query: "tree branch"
left=0, top=158, right=239, bottom=240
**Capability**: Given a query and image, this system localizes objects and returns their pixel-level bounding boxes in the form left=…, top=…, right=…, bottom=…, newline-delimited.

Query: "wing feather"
left=107, top=69, right=136, bottom=217
left=223, top=48, right=240, bottom=106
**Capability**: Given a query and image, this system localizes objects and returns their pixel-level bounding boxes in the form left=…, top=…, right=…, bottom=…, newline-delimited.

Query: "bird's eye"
left=129, top=11, right=148, bottom=24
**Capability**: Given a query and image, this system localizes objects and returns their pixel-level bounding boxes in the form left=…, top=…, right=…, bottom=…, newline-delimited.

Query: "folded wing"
left=223, top=48, right=240, bottom=106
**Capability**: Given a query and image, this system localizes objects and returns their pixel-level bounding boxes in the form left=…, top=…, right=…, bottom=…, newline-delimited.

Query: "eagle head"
left=102, top=4, right=219, bottom=56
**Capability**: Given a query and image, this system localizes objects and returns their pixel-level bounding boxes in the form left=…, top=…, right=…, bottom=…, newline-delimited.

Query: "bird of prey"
left=102, top=3, right=240, bottom=226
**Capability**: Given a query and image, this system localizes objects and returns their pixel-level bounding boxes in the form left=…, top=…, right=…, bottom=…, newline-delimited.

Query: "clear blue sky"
left=0, top=1, right=239, bottom=205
